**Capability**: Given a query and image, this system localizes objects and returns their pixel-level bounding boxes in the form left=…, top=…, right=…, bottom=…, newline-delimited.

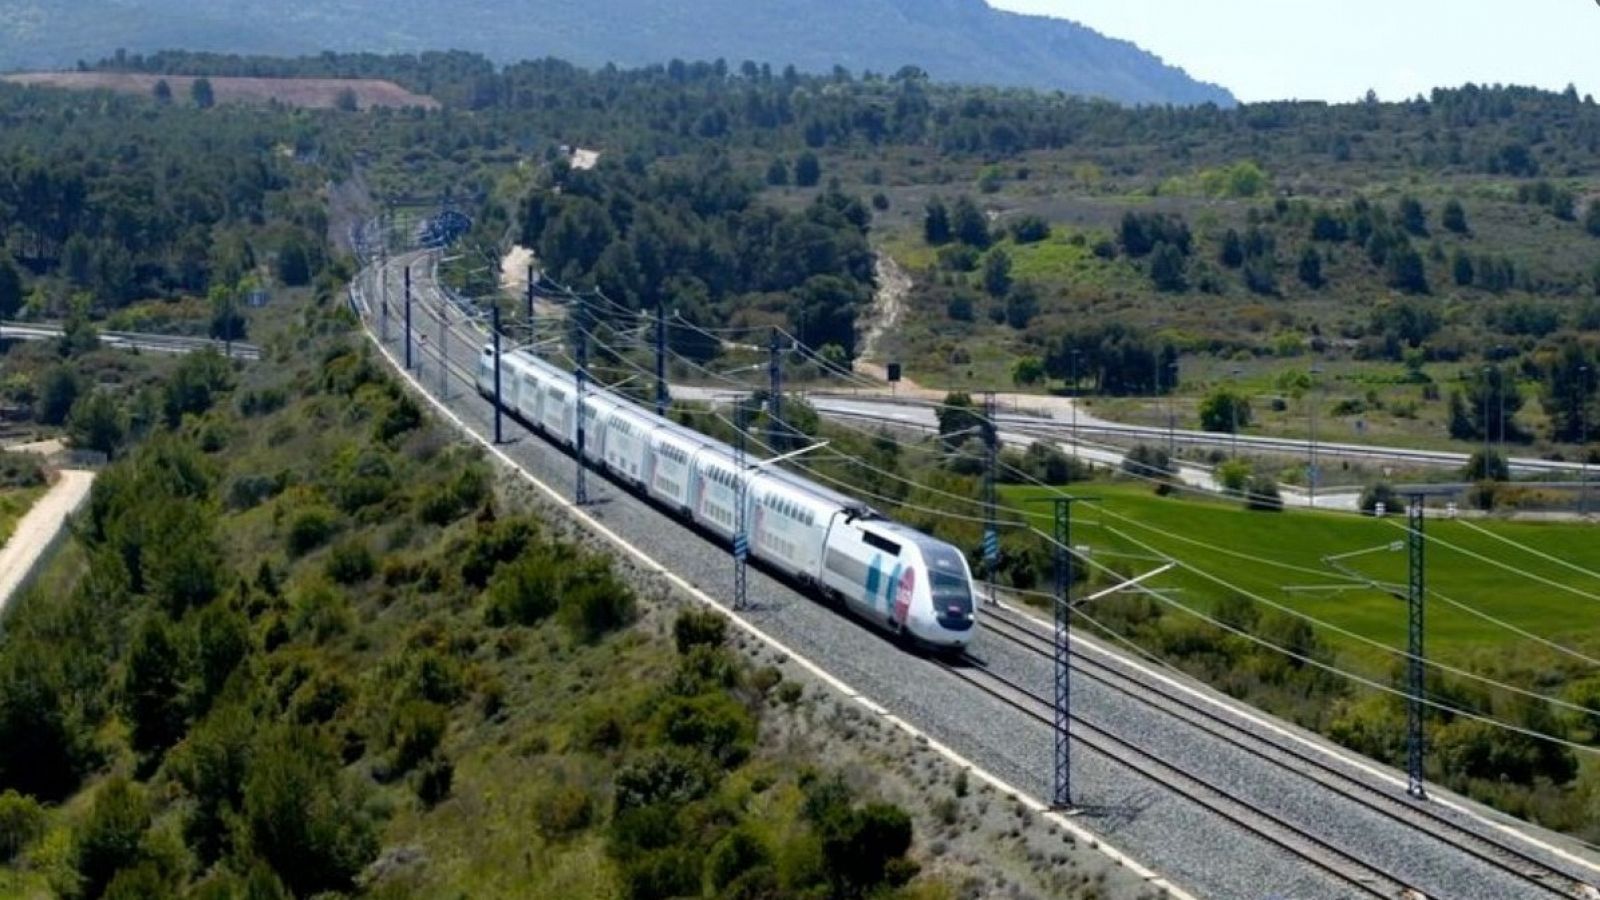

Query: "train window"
left=862, top=532, right=901, bottom=556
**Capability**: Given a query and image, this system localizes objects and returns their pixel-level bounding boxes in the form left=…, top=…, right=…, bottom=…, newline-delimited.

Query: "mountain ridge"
left=0, top=0, right=1234, bottom=106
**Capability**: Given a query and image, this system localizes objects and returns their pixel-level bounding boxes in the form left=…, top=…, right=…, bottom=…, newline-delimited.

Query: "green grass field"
left=0, top=487, right=44, bottom=548
left=1003, top=482, right=1600, bottom=667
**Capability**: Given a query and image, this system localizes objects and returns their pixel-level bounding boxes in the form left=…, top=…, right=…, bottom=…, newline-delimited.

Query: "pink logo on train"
left=894, top=568, right=915, bottom=625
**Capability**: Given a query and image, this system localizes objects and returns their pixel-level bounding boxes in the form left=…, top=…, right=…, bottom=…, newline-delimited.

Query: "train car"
left=646, top=422, right=711, bottom=515
left=818, top=516, right=976, bottom=647
left=689, top=445, right=745, bottom=541
left=600, top=402, right=661, bottom=487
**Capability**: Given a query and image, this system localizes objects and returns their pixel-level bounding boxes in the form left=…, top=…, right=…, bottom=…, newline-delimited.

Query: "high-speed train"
left=476, top=344, right=977, bottom=650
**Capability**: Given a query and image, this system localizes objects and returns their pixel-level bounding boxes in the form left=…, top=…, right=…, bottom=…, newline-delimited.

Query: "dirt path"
left=857, top=253, right=911, bottom=368
left=0, top=469, right=95, bottom=616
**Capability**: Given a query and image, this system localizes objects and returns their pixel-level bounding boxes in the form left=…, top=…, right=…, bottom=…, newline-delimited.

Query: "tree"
left=1457, top=366, right=1527, bottom=443
left=1012, top=356, right=1046, bottom=386
left=191, top=77, right=215, bottom=109
left=1442, top=199, right=1470, bottom=235
left=982, top=248, right=1012, bottom=298
left=1199, top=388, right=1252, bottom=433
left=765, top=158, right=789, bottom=187
left=334, top=88, right=359, bottom=112
left=936, top=392, right=986, bottom=449
left=1149, top=242, right=1187, bottom=292
left=76, top=778, right=152, bottom=899
left=1297, top=246, right=1324, bottom=288
left=1586, top=201, right=1600, bottom=238
left=124, top=618, right=189, bottom=755
left=1385, top=244, right=1429, bottom=294
left=1218, top=229, right=1244, bottom=268
left=34, top=366, right=81, bottom=425
left=1452, top=250, right=1475, bottom=286
left=1004, top=281, right=1039, bottom=329
left=1398, top=196, right=1428, bottom=236
left=152, top=79, right=173, bottom=104
left=210, top=284, right=248, bottom=341
left=951, top=197, right=989, bottom=249
left=1540, top=343, right=1597, bottom=442
left=67, top=391, right=127, bottom=458
left=1009, top=215, right=1050, bottom=244
left=0, top=253, right=21, bottom=323
left=923, top=197, right=950, bottom=245
left=276, top=237, right=312, bottom=287
left=163, top=349, right=234, bottom=427
left=1463, top=449, right=1510, bottom=482
left=793, top=152, right=821, bottom=187
left=244, top=727, right=379, bottom=896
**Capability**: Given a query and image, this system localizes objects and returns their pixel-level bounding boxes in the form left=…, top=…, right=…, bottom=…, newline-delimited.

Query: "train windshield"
left=923, top=545, right=974, bottom=619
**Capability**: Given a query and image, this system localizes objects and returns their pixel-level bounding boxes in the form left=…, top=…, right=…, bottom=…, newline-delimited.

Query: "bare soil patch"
left=2, top=72, right=439, bottom=110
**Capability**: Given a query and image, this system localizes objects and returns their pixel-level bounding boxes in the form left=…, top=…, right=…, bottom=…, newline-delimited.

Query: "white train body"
left=477, top=344, right=976, bottom=649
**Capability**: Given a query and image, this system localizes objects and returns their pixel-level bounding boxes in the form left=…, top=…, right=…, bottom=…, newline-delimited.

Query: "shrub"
left=534, top=783, right=593, bottom=839
left=1217, top=459, right=1252, bottom=495
left=1245, top=475, right=1284, bottom=512
left=324, top=540, right=375, bottom=584
left=559, top=557, right=637, bottom=642
left=673, top=609, right=728, bottom=655
left=76, top=777, right=152, bottom=900
left=705, top=829, right=770, bottom=893
left=0, top=790, right=45, bottom=861
left=1121, top=444, right=1175, bottom=481
left=652, top=693, right=755, bottom=766
left=414, top=754, right=454, bottom=807
left=613, top=747, right=721, bottom=813
left=286, top=507, right=337, bottom=557
left=243, top=728, right=379, bottom=897
left=227, top=473, right=281, bottom=510
left=483, top=552, right=561, bottom=627
left=1359, top=482, right=1399, bottom=516
left=385, top=701, right=447, bottom=777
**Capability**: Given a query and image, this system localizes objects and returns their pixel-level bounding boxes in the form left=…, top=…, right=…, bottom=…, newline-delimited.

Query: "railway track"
left=978, top=605, right=1600, bottom=900
left=934, top=655, right=1425, bottom=899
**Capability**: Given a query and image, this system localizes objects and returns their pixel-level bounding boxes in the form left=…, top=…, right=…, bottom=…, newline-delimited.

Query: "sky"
left=988, top=1, right=1600, bottom=103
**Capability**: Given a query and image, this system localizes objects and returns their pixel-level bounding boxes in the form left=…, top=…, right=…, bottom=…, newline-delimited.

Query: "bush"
left=1217, top=459, right=1252, bottom=495
left=706, top=829, right=770, bottom=893
left=243, top=727, right=379, bottom=897
left=613, top=747, right=720, bottom=813
left=559, top=557, right=637, bottom=642
left=324, top=539, right=375, bottom=584
left=651, top=693, right=755, bottom=766
left=534, top=782, right=593, bottom=838
left=414, top=754, right=454, bottom=807
left=1199, top=388, right=1252, bottom=433
left=76, top=777, right=152, bottom=900
left=673, top=609, right=729, bottom=655
left=286, top=507, right=337, bottom=557
left=1245, top=475, right=1284, bottom=512
left=1359, top=482, right=1399, bottom=516
left=483, top=552, right=560, bottom=627
left=227, top=473, right=282, bottom=510
left=0, top=790, right=45, bottom=861
left=1122, top=444, right=1175, bottom=481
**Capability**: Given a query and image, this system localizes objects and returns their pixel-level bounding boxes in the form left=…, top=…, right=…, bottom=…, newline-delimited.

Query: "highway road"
left=0, top=321, right=261, bottom=360
left=352, top=241, right=1600, bottom=900
left=671, top=386, right=1367, bottom=510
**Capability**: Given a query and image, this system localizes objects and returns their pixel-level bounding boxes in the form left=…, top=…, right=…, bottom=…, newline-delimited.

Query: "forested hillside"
left=1, top=0, right=1232, bottom=106
left=0, top=74, right=1148, bottom=899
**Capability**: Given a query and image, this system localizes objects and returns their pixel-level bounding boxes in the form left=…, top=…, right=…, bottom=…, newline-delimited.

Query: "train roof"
left=758, top=463, right=877, bottom=519
left=868, top=518, right=962, bottom=555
